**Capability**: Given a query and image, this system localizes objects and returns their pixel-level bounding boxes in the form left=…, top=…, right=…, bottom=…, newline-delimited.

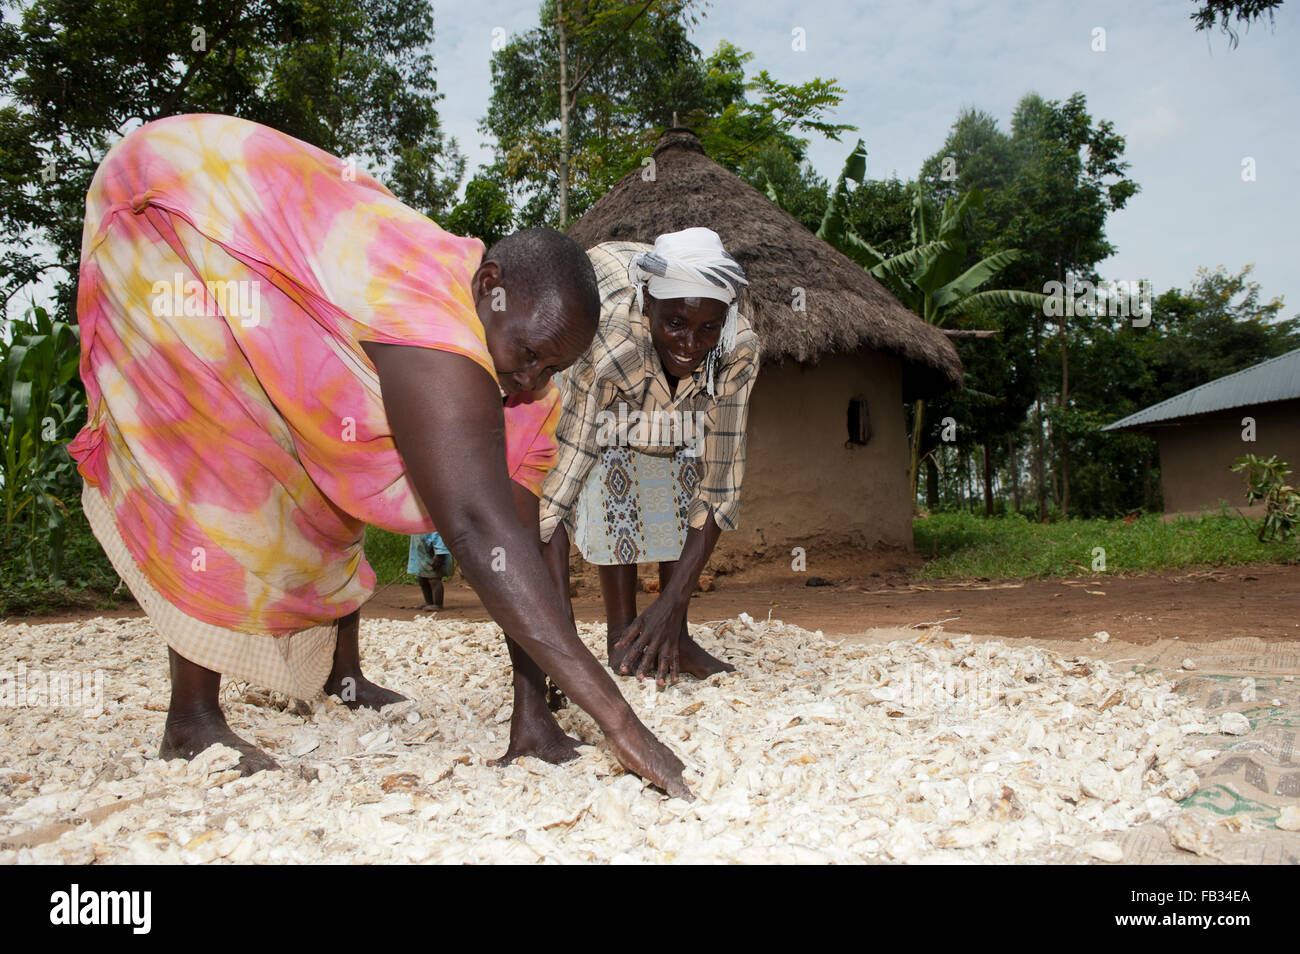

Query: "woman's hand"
left=615, top=591, right=689, bottom=689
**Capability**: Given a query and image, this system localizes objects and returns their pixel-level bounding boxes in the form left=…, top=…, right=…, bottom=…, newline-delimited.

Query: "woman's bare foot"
left=159, top=710, right=280, bottom=775
left=491, top=716, right=587, bottom=766
left=608, top=633, right=733, bottom=683
left=493, top=639, right=586, bottom=765
left=678, top=634, right=735, bottom=679
left=327, top=610, right=405, bottom=709
left=323, top=670, right=407, bottom=710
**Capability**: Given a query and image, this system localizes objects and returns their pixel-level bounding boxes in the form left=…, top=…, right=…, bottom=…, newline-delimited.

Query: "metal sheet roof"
left=1103, top=347, right=1300, bottom=431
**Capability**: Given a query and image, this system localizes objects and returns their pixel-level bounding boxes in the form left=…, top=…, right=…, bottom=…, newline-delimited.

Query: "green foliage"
left=845, top=175, right=915, bottom=261
left=0, top=502, right=124, bottom=615
left=1190, top=0, right=1284, bottom=46
left=694, top=44, right=852, bottom=171
left=483, top=3, right=851, bottom=226
left=364, top=525, right=416, bottom=585
left=919, top=108, right=1017, bottom=209
left=907, top=93, right=1143, bottom=517
left=1, top=306, right=85, bottom=580
left=814, top=144, right=1047, bottom=501
left=994, top=92, right=1138, bottom=291
left=1138, top=266, right=1299, bottom=403
left=485, top=0, right=705, bottom=225
left=0, top=0, right=464, bottom=317
left=445, top=173, right=516, bottom=248
left=819, top=152, right=1047, bottom=329
left=1231, top=454, right=1300, bottom=542
left=745, top=141, right=829, bottom=233
left=914, top=510, right=1296, bottom=580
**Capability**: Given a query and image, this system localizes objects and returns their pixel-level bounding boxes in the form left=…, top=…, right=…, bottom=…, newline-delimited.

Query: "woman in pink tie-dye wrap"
left=68, top=113, right=691, bottom=798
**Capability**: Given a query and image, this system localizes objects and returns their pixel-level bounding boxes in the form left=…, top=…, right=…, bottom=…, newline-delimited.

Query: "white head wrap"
left=627, top=227, right=748, bottom=395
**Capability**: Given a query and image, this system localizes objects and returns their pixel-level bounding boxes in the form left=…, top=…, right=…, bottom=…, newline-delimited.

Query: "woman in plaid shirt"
left=538, top=228, right=760, bottom=693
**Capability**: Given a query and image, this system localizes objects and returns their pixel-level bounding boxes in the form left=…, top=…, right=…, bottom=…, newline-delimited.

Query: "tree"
left=482, top=2, right=851, bottom=228
left=748, top=142, right=830, bottom=233
left=550, top=0, right=668, bottom=226
left=1190, top=0, right=1284, bottom=45
left=845, top=176, right=915, bottom=261
left=444, top=174, right=515, bottom=248
left=1053, top=307, right=1161, bottom=517
left=0, top=0, right=465, bottom=318
left=1138, top=265, right=1299, bottom=401
left=917, top=109, right=1032, bottom=513
left=693, top=44, right=852, bottom=175
left=927, top=94, right=1138, bottom=519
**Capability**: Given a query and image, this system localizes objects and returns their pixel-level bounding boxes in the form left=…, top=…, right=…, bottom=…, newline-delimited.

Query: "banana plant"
left=809, top=143, right=1048, bottom=505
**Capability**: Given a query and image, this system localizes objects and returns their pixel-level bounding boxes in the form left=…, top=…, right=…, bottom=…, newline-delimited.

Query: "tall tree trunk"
left=1009, top=433, right=1021, bottom=514
left=556, top=1, right=571, bottom=228
left=908, top=398, right=926, bottom=512
left=925, top=455, right=939, bottom=511
left=1059, top=300, right=1071, bottom=517
left=982, top=442, right=994, bottom=516
left=1061, top=443, right=1071, bottom=516
left=1033, top=396, right=1046, bottom=520
left=965, top=452, right=973, bottom=512
left=1142, top=443, right=1152, bottom=512
left=1031, top=316, right=1046, bottom=521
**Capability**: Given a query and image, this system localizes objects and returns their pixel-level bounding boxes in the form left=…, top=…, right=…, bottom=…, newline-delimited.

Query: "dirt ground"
left=36, top=558, right=1300, bottom=644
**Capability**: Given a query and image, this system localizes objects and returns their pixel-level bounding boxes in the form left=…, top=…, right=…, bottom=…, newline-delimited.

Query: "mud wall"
left=718, top=349, right=913, bottom=557
left=1156, top=399, right=1300, bottom=514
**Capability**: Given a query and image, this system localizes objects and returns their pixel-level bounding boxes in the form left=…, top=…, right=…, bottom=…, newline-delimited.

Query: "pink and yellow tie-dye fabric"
left=68, top=113, right=559, bottom=636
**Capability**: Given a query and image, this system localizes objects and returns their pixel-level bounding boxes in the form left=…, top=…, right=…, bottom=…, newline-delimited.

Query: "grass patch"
left=9, top=507, right=1294, bottom=616
left=914, top=510, right=1299, bottom=580
left=364, top=526, right=415, bottom=585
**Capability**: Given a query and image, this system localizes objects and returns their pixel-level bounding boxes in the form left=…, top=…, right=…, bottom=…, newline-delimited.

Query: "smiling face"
left=645, top=292, right=729, bottom=380
left=473, top=260, right=593, bottom=396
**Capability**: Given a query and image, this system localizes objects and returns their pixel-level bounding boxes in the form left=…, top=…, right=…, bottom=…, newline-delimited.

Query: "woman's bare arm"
left=361, top=341, right=690, bottom=797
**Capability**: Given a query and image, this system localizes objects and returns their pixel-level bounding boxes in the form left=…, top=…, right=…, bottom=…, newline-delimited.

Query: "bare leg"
left=599, top=563, right=638, bottom=673
left=417, top=574, right=444, bottom=611
left=493, top=480, right=587, bottom=764
left=657, top=561, right=735, bottom=678
left=323, top=609, right=407, bottom=710
left=158, top=648, right=279, bottom=775
left=491, top=637, right=587, bottom=765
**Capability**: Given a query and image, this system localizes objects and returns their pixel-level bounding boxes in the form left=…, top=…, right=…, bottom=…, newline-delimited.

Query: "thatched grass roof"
left=566, top=129, right=963, bottom=400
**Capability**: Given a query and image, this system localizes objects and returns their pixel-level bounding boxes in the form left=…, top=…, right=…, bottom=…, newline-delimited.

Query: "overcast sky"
left=434, top=0, right=1298, bottom=314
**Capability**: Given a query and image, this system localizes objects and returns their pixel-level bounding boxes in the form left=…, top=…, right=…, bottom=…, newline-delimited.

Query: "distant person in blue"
left=408, top=532, right=455, bottom=610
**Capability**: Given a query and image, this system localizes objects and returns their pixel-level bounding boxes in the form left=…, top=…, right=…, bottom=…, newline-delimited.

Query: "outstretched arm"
left=362, top=341, right=690, bottom=798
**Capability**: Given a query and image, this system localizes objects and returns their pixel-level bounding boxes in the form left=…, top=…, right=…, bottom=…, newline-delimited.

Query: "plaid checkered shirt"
left=538, top=241, right=760, bottom=543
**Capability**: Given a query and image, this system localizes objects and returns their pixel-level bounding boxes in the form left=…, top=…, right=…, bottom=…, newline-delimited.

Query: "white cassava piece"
left=0, top=615, right=1242, bottom=864
left=1219, top=712, right=1251, bottom=736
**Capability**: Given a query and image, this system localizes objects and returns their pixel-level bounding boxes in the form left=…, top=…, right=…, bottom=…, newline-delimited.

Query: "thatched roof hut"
left=566, top=128, right=962, bottom=401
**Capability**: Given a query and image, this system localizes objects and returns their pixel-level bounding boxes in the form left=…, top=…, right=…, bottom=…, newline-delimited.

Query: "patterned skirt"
left=572, top=445, right=701, bottom=565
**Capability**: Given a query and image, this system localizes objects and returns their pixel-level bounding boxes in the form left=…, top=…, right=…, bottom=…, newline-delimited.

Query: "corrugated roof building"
left=1105, top=348, right=1300, bottom=514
